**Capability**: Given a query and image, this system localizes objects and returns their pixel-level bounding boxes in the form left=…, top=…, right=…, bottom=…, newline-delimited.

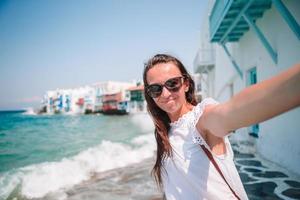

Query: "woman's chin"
left=163, top=101, right=179, bottom=113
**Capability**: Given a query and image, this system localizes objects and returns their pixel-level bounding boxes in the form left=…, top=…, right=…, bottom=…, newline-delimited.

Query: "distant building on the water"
left=92, top=81, right=135, bottom=113
left=126, top=84, right=147, bottom=114
left=43, top=86, right=95, bottom=114
left=102, top=91, right=128, bottom=115
left=41, top=81, right=149, bottom=115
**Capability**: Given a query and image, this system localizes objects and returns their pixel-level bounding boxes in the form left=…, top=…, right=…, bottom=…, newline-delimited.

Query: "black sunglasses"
left=146, top=76, right=186, bottom=98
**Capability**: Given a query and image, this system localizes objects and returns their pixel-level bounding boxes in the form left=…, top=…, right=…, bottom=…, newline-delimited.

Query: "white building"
left=69, top=86, right=95, bottom=114
left=43, top=86, right=95, bottom=114
left=42, top=81, right=136, bottom=114
left=126, top=85, right=147, bottom=114
left=43, top=89, right=71, bottom=114
left=194, top=0, right=300, bottom=175
left=91, top=81, right=135, bottom=112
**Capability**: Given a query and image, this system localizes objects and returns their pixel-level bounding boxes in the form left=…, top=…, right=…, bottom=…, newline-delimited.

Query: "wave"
left=129, top=112, right=155, bottom=134
left=0, top=134, right=156, bottom=200
left=22, top=107, right=37, bottom=116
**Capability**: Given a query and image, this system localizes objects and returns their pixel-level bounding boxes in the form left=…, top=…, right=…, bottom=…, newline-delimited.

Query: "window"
left=247, top=67, right=259, bottom=138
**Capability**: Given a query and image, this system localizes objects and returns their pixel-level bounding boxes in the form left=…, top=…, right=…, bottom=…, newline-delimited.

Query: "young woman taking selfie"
left=143, top=54, right=300, bottom=200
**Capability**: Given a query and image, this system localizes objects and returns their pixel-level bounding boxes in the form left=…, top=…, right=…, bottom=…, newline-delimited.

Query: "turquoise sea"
left=0, top=111, right=156, bottom=200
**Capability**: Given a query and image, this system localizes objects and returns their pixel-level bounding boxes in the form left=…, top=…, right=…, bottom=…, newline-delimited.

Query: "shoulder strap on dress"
left=200, top=145, right=241, bottom=200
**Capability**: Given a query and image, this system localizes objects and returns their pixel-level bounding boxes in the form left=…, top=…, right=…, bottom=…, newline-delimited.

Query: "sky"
left=0, top=0, right=208, bottom=110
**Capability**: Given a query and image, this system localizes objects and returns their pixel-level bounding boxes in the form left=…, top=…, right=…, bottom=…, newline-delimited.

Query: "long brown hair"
left=143, top=54, right=198, bottom=189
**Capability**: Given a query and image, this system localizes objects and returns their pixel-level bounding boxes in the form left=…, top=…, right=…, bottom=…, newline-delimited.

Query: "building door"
left=247, top=67, right=259, bottom=137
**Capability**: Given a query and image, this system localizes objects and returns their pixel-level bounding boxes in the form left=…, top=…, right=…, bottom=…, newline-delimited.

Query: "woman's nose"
left=160, top=86, right=171, bottom=98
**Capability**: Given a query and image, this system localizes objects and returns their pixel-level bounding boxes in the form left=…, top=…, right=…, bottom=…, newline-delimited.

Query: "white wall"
left=242, top=0, right=300, bottom=175
left=200, top=0, right=300, bottom=174
left=214, top=43, right=244, bottom=102
left=215, top=0, right=300, bottom=174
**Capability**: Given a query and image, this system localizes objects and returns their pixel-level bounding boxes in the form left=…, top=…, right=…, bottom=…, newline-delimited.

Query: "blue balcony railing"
left=209, top=0, right=272, bottom=43
left=209, top=0, right=233, bottom=42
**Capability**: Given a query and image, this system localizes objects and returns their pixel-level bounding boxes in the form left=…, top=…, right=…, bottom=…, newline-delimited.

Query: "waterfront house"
left=42, top=86, right=95, bottom=114
left=194, top=0, right=300, bottom=175
left=92, top=81, right=135, bottom=113
left=126, top=84, right=147, bottom=114
left=43, top=90, right=72, bottom=114
left=102, top=92, right=128, bottom=114
left=42, top=81, right=135, bottom=115
left=68, top=86, right=94, bottom=114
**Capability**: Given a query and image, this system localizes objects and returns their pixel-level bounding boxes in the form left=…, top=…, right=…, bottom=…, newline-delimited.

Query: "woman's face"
left=146, top=62, right=189, bottom=115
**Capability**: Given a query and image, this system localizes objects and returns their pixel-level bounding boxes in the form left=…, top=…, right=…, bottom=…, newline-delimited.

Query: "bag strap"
left=200, top=144, right=241, bottom=200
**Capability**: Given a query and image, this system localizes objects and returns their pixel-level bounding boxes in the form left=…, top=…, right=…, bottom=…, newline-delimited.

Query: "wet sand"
left=65, top=157, right=163, bottom=200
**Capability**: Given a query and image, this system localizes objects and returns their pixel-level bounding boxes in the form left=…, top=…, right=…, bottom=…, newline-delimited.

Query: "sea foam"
left=0, top=133, right=156, bottom=199
left=22, top=107, right=37, bottom=115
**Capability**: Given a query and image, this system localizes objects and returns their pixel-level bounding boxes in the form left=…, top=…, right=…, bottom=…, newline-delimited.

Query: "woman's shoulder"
left=193, top=97, right=219, bottom=116
left=197, top=97, right=219, bottom=107
left=169, top=98, right=219, bottom=128
left=172, top=98, right=217, bottom=126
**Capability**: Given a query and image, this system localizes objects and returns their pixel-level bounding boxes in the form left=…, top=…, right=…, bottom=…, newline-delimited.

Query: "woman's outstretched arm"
left=198, top=63, right=300, bottom=138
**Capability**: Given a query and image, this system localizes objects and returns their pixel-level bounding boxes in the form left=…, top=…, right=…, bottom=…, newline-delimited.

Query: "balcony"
left=194, top=48, right=215, bottom=73
left=209, top=0, right=272, bottom=43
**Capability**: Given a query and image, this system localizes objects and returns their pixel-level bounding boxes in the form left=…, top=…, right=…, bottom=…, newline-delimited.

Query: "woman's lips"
left=164, top=98, right=176, bottom=104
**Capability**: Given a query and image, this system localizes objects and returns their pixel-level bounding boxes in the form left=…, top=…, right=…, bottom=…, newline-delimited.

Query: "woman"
left=143, top=54, right=300, bottom=200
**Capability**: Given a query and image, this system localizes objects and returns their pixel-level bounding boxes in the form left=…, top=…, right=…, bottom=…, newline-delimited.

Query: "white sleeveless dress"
left=162, top=98, right=249, bottom=200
